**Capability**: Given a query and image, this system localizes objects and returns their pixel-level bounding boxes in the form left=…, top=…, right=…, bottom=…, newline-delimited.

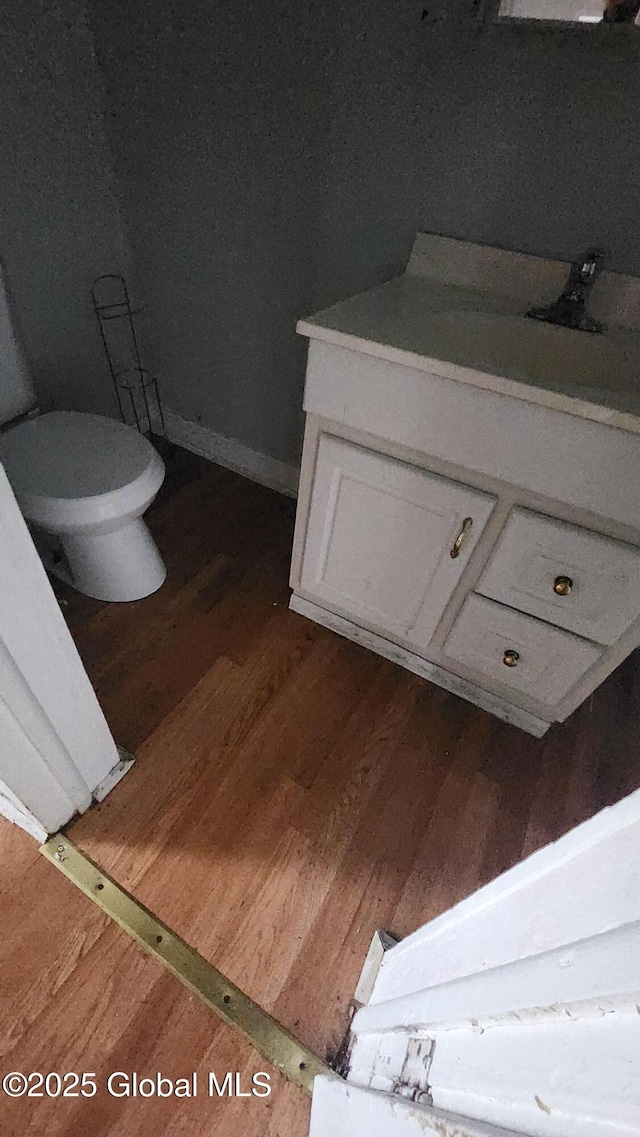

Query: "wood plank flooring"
left=2, top=440, right=640, bottom=1137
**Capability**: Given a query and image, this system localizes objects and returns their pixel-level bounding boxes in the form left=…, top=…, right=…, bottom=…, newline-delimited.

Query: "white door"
left=310, top=1077, right=521, bottom=1137
left=0, top=462, right=120, bottom=838
left=300, top=435, right=496, bottom=651
left=311, top=786, right=640, bottom=1137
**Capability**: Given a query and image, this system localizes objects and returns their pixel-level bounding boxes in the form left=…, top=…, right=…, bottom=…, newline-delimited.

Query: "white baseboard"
left=163, top=410, right=300, bottom=498
left=92, top=747, right=135, bottom=804
left=0, top=748, right=136, bottom=843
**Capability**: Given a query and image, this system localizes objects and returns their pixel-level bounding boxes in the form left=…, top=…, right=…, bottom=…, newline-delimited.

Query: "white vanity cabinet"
left=290, top=234, right=640, bottom=736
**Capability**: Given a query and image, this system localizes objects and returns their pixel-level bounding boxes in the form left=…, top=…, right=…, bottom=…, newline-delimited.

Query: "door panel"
left=300, top=435, right=496, bottom=652
left=309, top=1076, right=519, bottom=1137
left=344, top=786, right=640, bottom=1137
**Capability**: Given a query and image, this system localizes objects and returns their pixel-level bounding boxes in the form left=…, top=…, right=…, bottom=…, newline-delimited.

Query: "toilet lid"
left=0, top=411, right=158, bottom=499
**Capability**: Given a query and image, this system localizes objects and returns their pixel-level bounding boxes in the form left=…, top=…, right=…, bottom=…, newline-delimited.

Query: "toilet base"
left=59, top=518, right=167, bottom=602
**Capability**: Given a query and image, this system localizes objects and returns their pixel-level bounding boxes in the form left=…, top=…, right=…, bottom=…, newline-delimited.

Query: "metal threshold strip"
left=40, top=833, right=336, bottom=1095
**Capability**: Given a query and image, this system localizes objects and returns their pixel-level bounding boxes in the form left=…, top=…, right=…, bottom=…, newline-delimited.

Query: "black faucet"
left=527, top=249, right=607, bottom=334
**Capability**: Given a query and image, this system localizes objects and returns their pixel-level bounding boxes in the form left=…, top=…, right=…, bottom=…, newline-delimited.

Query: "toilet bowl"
left=0, top=411, right=167, bottom=602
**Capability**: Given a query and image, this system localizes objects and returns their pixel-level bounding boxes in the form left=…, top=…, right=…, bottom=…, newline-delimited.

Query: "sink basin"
left=425, top=308, right=640, bottom=403
left=298, top=270, right=640, bottom=425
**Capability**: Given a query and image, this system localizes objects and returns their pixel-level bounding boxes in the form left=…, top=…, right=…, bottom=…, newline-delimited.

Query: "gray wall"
left=316, top=5, right=640, bottom=302
left=10, top=2, right=638, bottom=465
left=90, top=0, right=333, bottom=464
left=91, top=1, right=640, bottom=467
left=0, top=1, right=129, bottom=418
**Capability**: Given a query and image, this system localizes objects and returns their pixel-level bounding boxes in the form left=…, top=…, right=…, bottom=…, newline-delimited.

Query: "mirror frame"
left=479, top=0, right=640, bottom=29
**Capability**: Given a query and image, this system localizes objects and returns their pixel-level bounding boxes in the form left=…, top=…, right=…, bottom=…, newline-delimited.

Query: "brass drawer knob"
left=553, top=575, right=573, bottom=597
left=503, top=649, right=520, bottom=668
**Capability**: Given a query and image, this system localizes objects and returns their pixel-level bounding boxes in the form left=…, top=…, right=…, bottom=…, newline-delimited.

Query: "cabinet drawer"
left=443, top=595, right=601, bottom=707
left=477, top=508, right=640, bottom=646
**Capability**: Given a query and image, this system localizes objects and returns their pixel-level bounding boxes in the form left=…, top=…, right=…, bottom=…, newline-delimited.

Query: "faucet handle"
left=575, top=248, right=608, bottom=281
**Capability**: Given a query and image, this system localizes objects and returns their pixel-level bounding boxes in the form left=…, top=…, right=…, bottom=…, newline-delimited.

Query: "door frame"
left=0, top=462, right=122, bottom=838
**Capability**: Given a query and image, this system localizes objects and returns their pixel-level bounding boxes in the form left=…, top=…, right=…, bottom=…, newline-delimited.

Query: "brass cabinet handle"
left=503, top=649, right=520, bottom=668
left=450, top=517, right=473, bottom=559
left=554, top=575, right=573, bottom=597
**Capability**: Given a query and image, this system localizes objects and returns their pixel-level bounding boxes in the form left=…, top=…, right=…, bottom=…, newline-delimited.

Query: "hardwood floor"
left=2, top=441, right=640, bottom=1136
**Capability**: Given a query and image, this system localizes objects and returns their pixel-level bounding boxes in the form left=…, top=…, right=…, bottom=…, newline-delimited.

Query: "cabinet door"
left=299, top=435, right=496, bottom=652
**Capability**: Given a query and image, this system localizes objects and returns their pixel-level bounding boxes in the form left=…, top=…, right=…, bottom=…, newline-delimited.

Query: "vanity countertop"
left=297, top=238, right=640, bottom=436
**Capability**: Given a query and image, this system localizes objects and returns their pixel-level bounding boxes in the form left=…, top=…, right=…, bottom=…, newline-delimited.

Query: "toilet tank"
left=0, top=263, right=37, bottom=427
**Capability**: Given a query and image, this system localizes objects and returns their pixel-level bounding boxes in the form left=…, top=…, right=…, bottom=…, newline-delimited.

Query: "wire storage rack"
left=91, top=274, right=165, bottom=435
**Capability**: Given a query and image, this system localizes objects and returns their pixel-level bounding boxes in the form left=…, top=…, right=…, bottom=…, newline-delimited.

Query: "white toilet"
left=0, top=411, right=167, bottom=602
left=0, top=269, right=166, bottom=602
